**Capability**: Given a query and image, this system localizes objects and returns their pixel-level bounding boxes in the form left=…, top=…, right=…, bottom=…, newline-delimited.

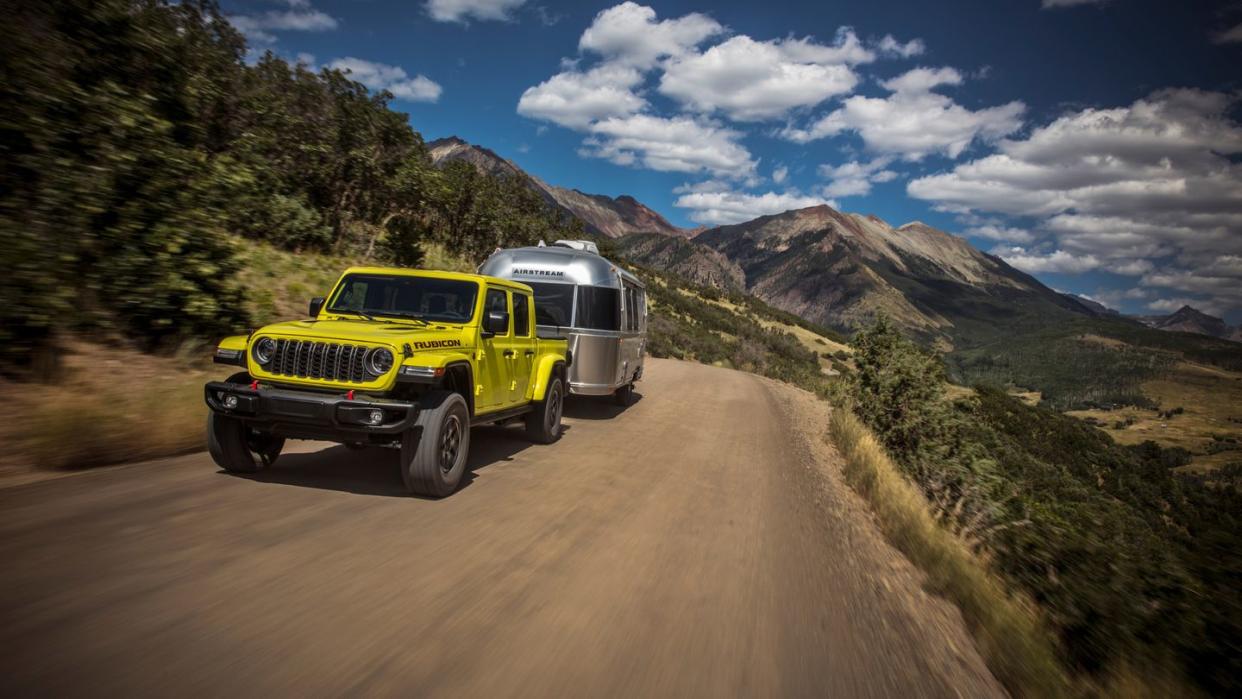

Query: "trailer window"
left=576, top=286, right=620, bottom=331
left=527, top=282, right=574, bottom=327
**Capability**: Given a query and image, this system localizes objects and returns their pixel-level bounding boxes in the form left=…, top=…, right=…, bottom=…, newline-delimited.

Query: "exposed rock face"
left=427, top=136, right=690, bottom=239
left=1138, top=305, right=1241, bottom=342
left=616, top=233, right=745, bottom=292
left=625, top=204, right=1088, bottom=347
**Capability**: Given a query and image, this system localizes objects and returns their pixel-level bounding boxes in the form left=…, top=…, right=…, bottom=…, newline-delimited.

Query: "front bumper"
left=204, top=381, right=419, bottom=445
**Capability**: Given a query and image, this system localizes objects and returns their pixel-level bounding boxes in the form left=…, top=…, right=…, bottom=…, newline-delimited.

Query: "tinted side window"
left=485, top=288, right=510, bottom=335
left=528, top=282, right=573, bottom=326
left=513, top=293, right=531, bottom=336
left=576, top=286, right=620, bottom=331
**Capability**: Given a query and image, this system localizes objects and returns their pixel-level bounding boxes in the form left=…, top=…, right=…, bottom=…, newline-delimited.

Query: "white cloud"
left=818, top=157, right=897, bottom=197
left=964, top=225, right=1034, bottom=244
left=781, top=66, right=1025, bottom=159
left=877, top=34, right=925, bottom=58
left=1216, top=23, right=1242, bottom=44
left=1109, top=259, right=1156, bottom=276
left=910, top=89, right=1242, bottom=311
left=658, top=32, right=866, bottom=121
left=675, top=188, right=832, bottom=225
left=994, top=247, right=1101, bottom=274
left=772, top=165, right=788, bottom=184
left=578, top=2, right=722, bottom=69
left=581, top=115, right=756, bottom=177
left=229, top=2, right=338, bottom=44
left=517, top=64, right=645, bottom=129
left=328, top=58, right=442, bottom=102
left=426, top=0, right=526, bottom=23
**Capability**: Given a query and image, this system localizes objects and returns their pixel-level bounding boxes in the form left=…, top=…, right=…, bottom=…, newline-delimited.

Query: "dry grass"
left=828, top=407, right=1068, bottom=698
left=674, top=287, right=853, bottom=374
left=0, top=341, right=239, bottom=480
left=1, top=240, right=477, bottom=483
left=1068, top=360, right=1242, bottom=471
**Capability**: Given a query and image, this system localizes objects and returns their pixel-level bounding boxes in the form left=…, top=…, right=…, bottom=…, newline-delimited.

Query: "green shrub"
left=845, top=318, right=1241, bottom=694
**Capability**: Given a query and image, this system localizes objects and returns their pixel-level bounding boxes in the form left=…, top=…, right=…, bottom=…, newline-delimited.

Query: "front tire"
left=401, top=391, right=471, bottom=497
left=207, top=413, right=284, bottom=473
left=526, top=376, right=564, bottom=444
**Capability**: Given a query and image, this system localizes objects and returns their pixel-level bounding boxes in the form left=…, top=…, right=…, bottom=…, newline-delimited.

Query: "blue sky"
left=224, top=0, right=1242, bottom=321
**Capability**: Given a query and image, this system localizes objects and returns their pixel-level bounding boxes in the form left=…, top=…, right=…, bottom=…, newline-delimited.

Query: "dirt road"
left=0, top=358, right=1003, bottom=698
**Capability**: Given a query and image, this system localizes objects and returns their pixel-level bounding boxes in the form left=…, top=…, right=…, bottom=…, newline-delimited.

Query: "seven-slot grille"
left=267, top=339, right=375, bottom=383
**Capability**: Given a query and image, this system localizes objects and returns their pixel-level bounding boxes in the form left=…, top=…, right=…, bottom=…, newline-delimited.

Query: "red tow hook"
left=250, top=380, right=259, bottom=390
left=346, top=390, right=355, bottom=400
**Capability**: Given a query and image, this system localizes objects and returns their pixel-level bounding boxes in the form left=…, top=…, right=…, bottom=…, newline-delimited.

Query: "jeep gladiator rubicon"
left=204, top=267, right=570, bottom=497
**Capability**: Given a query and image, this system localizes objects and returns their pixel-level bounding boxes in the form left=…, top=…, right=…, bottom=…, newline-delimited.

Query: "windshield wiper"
left=375, top=312, right=430, bottom=326
left=331, top=308, right=378, bottom=322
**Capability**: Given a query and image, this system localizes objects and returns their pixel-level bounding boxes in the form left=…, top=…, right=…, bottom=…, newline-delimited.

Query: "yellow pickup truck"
left=205, top=267, right=571, bottom=497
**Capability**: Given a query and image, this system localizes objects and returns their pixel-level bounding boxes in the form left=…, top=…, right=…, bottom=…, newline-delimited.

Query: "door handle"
left=524, top=350, right=535, bottom=356
left=503, top=350, right=516, bottom=358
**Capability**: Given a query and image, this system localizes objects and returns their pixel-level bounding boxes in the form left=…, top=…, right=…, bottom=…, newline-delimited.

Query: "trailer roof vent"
left=551, top=240, right=600, bottom=255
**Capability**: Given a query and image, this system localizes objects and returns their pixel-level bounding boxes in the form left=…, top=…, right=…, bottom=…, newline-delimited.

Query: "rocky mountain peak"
left=426, top=135, right=690, bottom=239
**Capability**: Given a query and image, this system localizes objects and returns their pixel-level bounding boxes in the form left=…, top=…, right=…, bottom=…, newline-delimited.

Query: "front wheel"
left=526, top=376, right=564, bottom=444
left=401, top=391, right=471, bottom=497
left=207, top=413, right=284, bottom=473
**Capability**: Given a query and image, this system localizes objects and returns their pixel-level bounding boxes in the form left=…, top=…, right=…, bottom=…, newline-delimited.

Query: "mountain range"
left=429, top=135, right=1240, bottom=352
left=427, top=137, right=692, bottom=239
left=1137, top=305, right=1242, bottom=343
left=623, top=206, right=1099, bottom=350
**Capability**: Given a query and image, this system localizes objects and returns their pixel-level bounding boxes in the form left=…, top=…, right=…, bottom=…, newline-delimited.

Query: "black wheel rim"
left=547, top=386, right=562, bottom=434
left=440, top=414, right=462, bottom=474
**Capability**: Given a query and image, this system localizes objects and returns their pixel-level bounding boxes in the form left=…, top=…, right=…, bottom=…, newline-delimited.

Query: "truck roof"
left=339, top=266, right=534, bottom=293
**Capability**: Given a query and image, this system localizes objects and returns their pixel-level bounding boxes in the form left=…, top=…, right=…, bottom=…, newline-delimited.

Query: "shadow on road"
left=222, top=424, right=554, bottom=498
left=563, top=391, right=643, bottom=420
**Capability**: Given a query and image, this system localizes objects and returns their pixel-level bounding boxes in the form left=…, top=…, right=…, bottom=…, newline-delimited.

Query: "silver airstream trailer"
left=479, top=240, right=646, bottom=405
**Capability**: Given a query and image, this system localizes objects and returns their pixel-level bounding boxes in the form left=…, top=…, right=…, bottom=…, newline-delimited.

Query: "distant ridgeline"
left=617, top=207, right=1242, bottom=410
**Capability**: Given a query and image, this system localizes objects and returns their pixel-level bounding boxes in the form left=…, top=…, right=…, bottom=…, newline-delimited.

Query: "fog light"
left=222, top=394, right=239, bottom=410
left=367, top=409, right=384, bottom=425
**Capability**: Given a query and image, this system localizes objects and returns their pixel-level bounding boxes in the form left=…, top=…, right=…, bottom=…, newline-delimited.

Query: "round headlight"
left=366, top=348, right=395, bottom=376
left=253, top=337, right=277, bottom=365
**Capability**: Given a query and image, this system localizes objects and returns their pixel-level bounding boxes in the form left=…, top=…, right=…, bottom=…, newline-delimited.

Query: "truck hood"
left=256, top=318, right=474, bottom=351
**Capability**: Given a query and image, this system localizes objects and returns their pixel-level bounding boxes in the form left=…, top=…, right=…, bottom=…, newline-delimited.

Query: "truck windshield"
left=527, top=282, right=575, bottom=327
left=328, top=274, right=479, bottom=323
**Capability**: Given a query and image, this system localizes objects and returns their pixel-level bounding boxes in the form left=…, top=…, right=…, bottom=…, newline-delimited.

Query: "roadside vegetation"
left=1, top=0, right=581, bottom=375
left=632, top=265, right=844, bottom=401
left=844, top=317, right=1242, bottom=696
left=0, top=240, right=472, bottom=478
left=945, top=318, right=1242, bottom=411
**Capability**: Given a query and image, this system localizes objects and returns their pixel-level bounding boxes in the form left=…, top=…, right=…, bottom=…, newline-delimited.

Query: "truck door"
left=479, top=287, right=511, bottom=411
left=510, top=291, right=534, bottom=402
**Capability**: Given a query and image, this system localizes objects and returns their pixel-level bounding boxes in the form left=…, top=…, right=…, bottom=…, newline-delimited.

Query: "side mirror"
left=482, top=310, right=509, bottom=336
left=308, top=297, right=325, bottom=318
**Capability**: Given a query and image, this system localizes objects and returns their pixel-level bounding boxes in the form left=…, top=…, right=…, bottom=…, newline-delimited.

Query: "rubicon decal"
left=412, top=339, right=462, bottom=349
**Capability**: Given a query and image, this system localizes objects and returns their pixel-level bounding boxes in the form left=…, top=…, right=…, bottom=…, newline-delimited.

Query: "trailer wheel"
left=207, top=413, right=284, bottom=473
left=526, top=376, right=564, bottom=444
left=401, top=391, right=470, bottom=497
left=613, top=381, right=634, bottom=407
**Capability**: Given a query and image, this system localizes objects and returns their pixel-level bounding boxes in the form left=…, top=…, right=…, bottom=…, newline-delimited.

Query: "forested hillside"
left=0, top=0, right=581, bottom=372
left=845, top=318, right=1242, bottom=695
